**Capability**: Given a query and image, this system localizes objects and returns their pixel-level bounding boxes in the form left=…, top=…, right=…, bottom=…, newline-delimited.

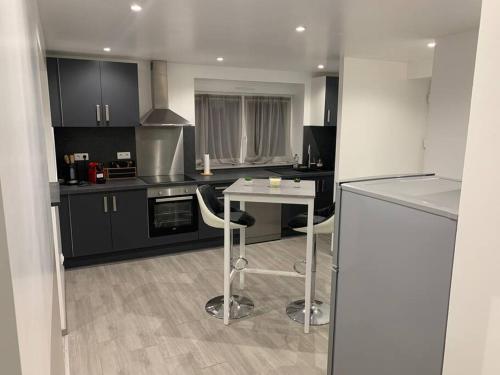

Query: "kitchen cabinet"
left=310, top=76, right=339, bottom=127
left=324, top=77, right=339, bottom=127
left=100, top=61, right=140, bottom=128
left=48, top=58, right=139, bottom=127
left=69, top=192, right=114, bottom=256
left=110, top=190, right=149, bottom=251
left=46, top=57, right=62, bottom=127
left=63, top=189, right=148, bottom=257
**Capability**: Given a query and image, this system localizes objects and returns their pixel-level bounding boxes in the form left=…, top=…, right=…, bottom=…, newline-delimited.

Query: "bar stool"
left=196, top=185, right=256, bottom=319
left=286, top=203, right=335, bottom=326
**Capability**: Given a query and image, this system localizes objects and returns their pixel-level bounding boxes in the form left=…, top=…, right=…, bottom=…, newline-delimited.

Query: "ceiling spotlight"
left=295, top=25, right=306, bottom=33
left=130, top=3, right=142, bottom=12
left=103, top=47, right=111, bottom=52
left=318, top=64, right=325, bottom=69
left=216, top=57, right=224, bottom=62
left=427, top=41, right=436, bottom=48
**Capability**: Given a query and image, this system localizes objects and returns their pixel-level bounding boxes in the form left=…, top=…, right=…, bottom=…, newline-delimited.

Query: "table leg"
left=239, top=201, right=246, bottom=290
left=224, top=195, right=231, bottom=325
left=304, top=199, right=314, bottom=333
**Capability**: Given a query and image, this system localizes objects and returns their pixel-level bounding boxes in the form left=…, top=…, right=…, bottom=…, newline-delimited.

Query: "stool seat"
left=216, top=210, right=256, bottom=227
left=288, top=203, right=335, bottom=235
left=288, top=214, right=328, bottom=229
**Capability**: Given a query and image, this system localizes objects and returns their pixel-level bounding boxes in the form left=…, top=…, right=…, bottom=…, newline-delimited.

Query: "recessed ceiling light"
left=130, top=3, right=142, bottom=12
left=318, top=64, right=325, bottom=69
left=103, top=47, right=111, bottom=52
left=427, top=41, right=436, bottom=48
left=216, top=57, right=224, bottom=62
left=295, top=25, right=306, bottom=33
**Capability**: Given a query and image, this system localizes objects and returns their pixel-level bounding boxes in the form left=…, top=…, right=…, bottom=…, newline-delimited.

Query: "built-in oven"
left=147, top=185, right=198, bottom=237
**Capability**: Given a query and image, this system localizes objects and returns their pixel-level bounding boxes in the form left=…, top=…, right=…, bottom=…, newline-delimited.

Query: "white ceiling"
left=38, top=0, right=481, bottom=73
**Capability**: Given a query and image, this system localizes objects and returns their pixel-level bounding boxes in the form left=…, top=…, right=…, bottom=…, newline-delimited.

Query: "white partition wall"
left=0, top=0, right=65, bottom=374
left=335, top=57, right=429, bottom=181
left=443, top=0, right=500, bottom=373
left=423, top=30, right=478, bottom=180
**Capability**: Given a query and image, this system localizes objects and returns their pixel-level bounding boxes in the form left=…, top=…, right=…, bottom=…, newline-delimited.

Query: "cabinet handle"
left=103, top=196, right=108, bottom=213
left=112, top=196, right=117, bottom=212
left=96, top=104, right=101, bottom=124
left=327, top=109, right=331, bottom=123
left=105, top=105, right=110, bottom=123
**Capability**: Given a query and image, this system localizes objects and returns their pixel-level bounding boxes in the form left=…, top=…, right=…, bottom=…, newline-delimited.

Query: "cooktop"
left=140, top=175, right=195, bottom=184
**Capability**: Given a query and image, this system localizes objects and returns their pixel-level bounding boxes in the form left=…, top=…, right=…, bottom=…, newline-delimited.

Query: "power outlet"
left=74, top=153, right=89, bottom=161
left=117, top=151, right=131, bottom=160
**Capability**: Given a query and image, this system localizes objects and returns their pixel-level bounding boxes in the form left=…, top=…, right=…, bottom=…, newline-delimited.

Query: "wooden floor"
left=66, top=235, right=332, bottom=375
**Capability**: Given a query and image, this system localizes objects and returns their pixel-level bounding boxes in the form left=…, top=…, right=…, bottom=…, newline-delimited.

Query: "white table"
left=223, top=178, right=316, bottom=333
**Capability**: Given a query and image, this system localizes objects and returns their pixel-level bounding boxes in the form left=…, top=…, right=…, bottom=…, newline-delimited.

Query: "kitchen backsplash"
left=302, top=125, right=336, bottom=170
left=54, top=127, right=136, bottom=178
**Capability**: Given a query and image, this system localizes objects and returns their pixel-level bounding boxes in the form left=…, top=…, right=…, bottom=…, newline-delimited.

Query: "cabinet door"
left=69, top=193, right=113, bottom=256
left=46, top=58, right=62, bottom=127
left=324, top=76, right=339, bottom=126
left=58, top=195, right=73, bottom=258
left=58, top=58, right=103, bottom=127
left=110, top=190, right=149, bottom=251
left=100, top=61, right=140, bottom=127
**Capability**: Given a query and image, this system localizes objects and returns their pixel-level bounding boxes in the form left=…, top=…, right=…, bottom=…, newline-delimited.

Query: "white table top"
left=223, top=178, right=316, bottom=198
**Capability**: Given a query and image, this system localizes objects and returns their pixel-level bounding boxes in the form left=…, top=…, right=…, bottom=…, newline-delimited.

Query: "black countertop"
left=58, top=168, right=334, bottom=195
left=59, top=178, right=148, bottom=195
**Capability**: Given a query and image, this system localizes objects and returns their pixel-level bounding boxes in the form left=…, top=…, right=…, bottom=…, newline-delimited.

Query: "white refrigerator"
left=328, top=175, right=461, bottom=375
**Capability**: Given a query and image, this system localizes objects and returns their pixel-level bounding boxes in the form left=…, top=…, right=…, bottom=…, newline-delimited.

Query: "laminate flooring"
left=66, top=235, right=333, bottom=375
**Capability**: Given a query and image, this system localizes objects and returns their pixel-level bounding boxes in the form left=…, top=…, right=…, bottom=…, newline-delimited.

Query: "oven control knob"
left=185, top=189, right=188, bottom=193
left=158, top=191, right=164, bottom=196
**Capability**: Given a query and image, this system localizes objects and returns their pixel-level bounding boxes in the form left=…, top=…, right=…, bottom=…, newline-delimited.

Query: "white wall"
left=309, top=76, right=327, bottom=125
left=423, top=30, right=478, bottom=180
left=0, top=0, right=64, bottom=374
left=443, top=1, right=500, bottom=373
left=167, top=63, right=312, bottom=159
left=335, top=57, right=430, bottom=181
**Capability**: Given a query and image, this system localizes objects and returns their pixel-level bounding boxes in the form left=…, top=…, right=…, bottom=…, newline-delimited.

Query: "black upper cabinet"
left=46, top=58, right=62, bottom=127
left=47, top=58, right=139, bottom=127
left=324, top=76, right=339, bottom=127
left=58, top=58, right=102, bottom=127
left=100, top=61, right=140, bottom=127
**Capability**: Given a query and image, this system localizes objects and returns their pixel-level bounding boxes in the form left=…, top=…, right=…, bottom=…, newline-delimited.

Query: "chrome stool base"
left=205, top=295, right=254, bottom=320
left=286, top=299, right=330, bottom=326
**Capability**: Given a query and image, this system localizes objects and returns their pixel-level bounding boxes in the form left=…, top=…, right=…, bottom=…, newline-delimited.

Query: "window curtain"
left=195, top=94, right=242, bottom=165
left=245, top=96, right=292, bottom=164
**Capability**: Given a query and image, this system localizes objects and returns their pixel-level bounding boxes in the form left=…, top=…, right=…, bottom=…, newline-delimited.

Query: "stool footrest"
left=242, top=268, right=306, bottom=278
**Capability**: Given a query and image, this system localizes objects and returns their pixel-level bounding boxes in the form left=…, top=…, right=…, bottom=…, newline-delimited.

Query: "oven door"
left=148, top=195, right=198, bottom=237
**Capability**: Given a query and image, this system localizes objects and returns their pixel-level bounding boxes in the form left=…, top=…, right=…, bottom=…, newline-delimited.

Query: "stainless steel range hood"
left=140, top=61, right=193, bottom=127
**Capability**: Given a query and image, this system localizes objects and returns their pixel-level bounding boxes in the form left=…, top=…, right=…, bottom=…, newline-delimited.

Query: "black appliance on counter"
left=147, top=184, right=198, bottom=237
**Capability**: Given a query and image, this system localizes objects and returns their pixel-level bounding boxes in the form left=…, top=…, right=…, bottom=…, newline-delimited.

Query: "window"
left=195, top=93, right=292, bottom=167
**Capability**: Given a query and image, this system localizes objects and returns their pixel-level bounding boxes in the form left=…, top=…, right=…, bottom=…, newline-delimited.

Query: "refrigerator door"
left=330, top=189, right=457, bottom=375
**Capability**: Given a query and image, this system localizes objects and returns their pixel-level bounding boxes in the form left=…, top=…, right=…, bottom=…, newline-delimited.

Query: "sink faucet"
left=307, top=144, right=311, bottom=168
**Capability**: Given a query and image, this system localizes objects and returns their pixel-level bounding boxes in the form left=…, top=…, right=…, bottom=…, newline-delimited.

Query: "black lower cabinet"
left=110, top=190, right=149, bottom=251
left=69, top=192, right=113, bottom=256
left=64, top=189, right=148, bottom=257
